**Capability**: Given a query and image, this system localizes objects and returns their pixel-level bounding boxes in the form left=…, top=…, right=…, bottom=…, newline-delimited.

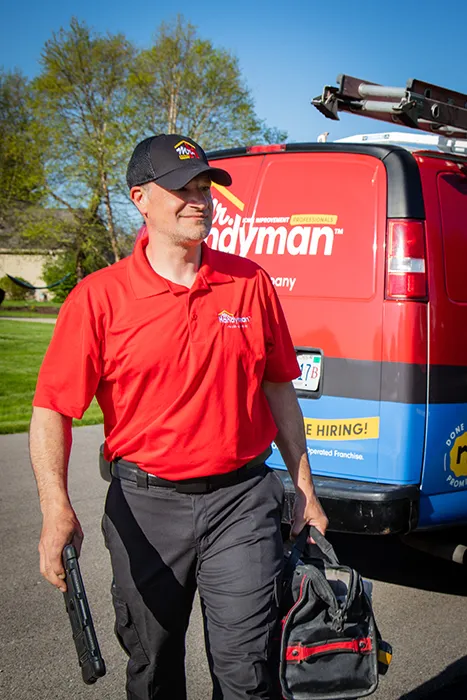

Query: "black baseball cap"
left=126, top=134, right=232, bottom=190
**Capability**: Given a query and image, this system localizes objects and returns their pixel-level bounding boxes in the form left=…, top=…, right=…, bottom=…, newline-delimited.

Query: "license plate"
left=293, top=353, right=322, bottom=392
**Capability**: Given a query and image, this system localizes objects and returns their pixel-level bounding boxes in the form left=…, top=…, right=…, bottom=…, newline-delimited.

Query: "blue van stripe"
left=269, top=394, right=467, bottom=527
left=268, top=396, right=425, bottom=485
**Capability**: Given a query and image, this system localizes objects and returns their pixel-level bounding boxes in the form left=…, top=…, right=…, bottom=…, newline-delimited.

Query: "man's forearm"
left=29, top=406, right=73, bottom=511
left=30, top=406, right=84, bottom=590
left=262, top=380, right=328, bottom=535
left=262, top=380, right=315, bottom=495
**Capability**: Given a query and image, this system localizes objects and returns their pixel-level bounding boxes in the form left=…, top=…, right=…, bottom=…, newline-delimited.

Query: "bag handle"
left=293, top=525, right=340, bottom=566
left=282, top=526, right=340, bottom=584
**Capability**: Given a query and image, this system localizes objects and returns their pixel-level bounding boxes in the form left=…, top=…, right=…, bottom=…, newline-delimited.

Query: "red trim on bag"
left=286, top=637, right=373, bottom=662
left=282, top=575, right=307, bottom=628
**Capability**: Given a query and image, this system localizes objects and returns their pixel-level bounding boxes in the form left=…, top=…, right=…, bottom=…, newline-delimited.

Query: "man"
left=30, top=133, right=328, bottom=700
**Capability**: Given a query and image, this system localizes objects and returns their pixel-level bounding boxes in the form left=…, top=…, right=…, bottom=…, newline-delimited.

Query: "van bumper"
left=275, top=470, right=420, bottom=535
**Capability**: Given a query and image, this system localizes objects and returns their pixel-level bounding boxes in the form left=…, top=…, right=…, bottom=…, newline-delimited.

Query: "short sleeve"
left=32, top=285, right=103, bottom=419
left=258, top=270, right=300, bottom=383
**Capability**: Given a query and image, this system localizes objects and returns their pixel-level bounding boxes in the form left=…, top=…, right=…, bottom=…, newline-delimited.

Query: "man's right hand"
left=39, top=506, right=84, bottom=592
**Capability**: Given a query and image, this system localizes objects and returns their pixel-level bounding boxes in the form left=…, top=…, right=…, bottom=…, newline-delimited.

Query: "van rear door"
left=208, top=147, right=388, bottom=482
left=417, top=155, right=467, bottom=527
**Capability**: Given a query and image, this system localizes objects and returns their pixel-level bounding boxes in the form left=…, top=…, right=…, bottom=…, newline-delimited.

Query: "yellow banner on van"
left=304, top=417, right=380, bottom=441
left=290, top=214, right=338, bottom=225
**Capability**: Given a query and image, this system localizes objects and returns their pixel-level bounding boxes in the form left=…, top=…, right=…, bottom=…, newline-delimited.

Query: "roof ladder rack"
left=333, top=132, right=467, bottom=155
left=312, top=75, right=467, bottom=139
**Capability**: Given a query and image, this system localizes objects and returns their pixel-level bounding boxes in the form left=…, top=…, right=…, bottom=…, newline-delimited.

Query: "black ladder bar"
left=312, top=75, right=467, bottom=139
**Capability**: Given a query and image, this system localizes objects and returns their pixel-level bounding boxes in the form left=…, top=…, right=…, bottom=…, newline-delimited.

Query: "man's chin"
left=188, top=226, right=211, bottom=242
left=181, top=231, right=210, bottom=247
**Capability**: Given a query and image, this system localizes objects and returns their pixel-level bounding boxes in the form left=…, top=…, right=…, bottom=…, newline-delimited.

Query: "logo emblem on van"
left=444, top=423, right=467, bottom=488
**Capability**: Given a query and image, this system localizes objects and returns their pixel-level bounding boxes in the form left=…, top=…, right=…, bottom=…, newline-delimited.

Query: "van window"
left=438, top=172, right=467, bottom=303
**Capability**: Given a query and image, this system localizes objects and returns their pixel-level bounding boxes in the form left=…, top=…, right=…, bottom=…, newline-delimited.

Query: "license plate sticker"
left=293, top=354, right=322, bottom=392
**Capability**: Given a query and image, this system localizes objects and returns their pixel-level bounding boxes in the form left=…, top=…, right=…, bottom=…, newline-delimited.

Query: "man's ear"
left=130, top=185, right=149, bottom=217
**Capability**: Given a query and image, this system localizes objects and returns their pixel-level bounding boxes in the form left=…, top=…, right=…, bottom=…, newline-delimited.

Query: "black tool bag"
left=278, top=526, right=391, bottom=700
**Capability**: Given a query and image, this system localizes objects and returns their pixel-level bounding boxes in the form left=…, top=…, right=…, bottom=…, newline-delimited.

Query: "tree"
left=41, top=214, right=134, bottom=302
left=131, top=16, right=287, bottom=149
left=32, top=18, right=138, bottom=275
left=42, top=251, right=84, bottom=302
left=7, top=16, right=286, bottom=294
left=0, top=71, right=46, bottom=225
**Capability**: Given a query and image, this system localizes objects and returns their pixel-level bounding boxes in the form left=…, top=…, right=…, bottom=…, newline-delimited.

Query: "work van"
left=206, top=75, right=467, bottom=536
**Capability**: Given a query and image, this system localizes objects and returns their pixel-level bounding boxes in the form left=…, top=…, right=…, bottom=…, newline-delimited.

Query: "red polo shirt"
left=33, top=238, right=300, bottom=479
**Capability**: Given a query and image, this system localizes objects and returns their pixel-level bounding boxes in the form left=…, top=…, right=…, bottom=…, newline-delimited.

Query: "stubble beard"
left=176, top=216, right=212, bottom=245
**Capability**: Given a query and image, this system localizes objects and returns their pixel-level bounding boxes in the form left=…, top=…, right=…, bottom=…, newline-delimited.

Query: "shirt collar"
left=128, top=237, right=232, bottom=300
left=198, top=242, right=233, bottom=287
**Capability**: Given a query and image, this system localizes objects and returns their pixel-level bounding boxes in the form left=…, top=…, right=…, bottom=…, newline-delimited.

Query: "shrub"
left=42, top=255, right=77, bottom=302
left=0, top=275, right=35, bottom=301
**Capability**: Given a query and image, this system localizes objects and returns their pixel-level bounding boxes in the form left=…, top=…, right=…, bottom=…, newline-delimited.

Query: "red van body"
left=207, top=143, right=467, bottom=534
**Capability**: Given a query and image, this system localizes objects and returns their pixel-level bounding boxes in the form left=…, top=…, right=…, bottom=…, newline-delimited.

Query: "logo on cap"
left=175, top=140, right=199, bottom=160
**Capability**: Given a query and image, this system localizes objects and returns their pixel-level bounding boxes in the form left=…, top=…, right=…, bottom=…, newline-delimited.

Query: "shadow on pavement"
left=325, top=530, right=467, bottom=596
left=398, top=655, right=467, bottom=699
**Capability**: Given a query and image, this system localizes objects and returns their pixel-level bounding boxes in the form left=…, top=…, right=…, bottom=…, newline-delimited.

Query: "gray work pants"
left=101, top=464, right=284, bottom=700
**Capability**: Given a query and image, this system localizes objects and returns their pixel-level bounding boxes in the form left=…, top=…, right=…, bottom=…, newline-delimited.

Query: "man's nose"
left=190, top=190, right=211, bottom=207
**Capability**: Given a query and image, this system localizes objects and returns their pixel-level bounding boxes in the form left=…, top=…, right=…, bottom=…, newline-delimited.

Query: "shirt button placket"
left=188, top=290, right=206, bottom=343
left=189, top=299, right=199, bottom=340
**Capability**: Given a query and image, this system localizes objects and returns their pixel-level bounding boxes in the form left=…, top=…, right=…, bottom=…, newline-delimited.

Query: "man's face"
left=132, top=174, right=213, bottom=246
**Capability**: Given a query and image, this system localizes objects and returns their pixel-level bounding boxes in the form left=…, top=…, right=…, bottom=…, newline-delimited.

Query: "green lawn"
left=0, top=320, right=103, bottom=434
left=0, top=300, right=61, bottom=319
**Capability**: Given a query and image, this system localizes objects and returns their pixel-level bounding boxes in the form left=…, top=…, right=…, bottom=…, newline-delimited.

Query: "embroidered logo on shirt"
left=218, top=310, right=251, bottom=327
left=174, top=140, right=199, bottom=160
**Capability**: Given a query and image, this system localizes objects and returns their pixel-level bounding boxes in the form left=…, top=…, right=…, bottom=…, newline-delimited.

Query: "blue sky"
left=2, top=0, right=467, bottom=144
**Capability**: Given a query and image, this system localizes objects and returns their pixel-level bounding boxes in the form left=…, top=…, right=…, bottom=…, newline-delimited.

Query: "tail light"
left=246, top=144, right=286, bottom=154
left=386, top=219, right=428, bottom=300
